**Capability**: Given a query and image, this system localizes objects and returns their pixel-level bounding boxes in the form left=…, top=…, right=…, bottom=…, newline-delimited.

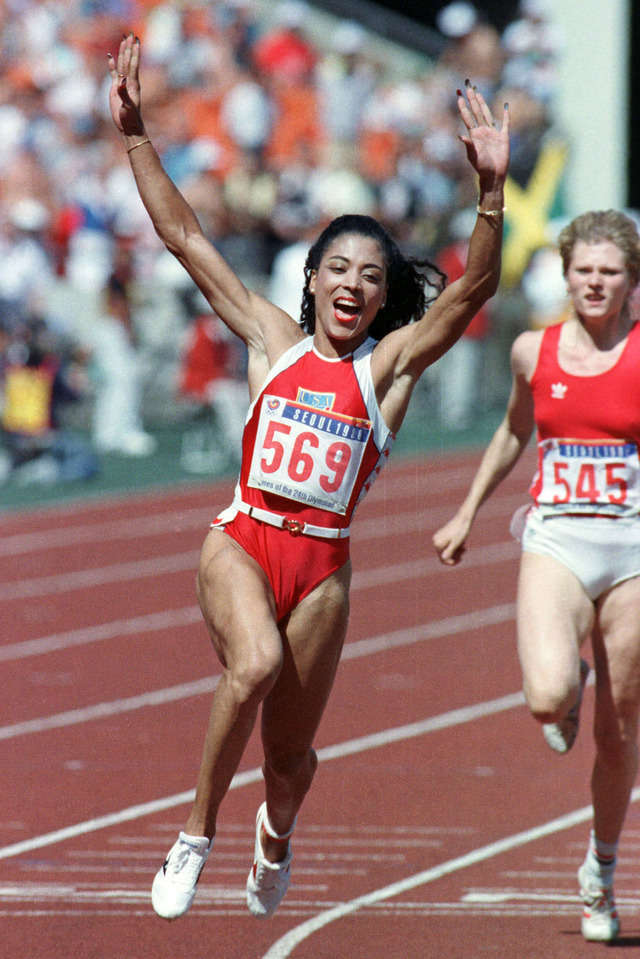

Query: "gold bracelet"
left=477, top=204, right=506, bottom=217
left=126, top=138, right=151, bottom=154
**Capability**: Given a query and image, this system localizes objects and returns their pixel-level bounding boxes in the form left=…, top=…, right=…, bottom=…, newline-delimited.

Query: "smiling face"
left=566, top=240, right=632, bottom=325
left=309, top=233, right=388, bottom=355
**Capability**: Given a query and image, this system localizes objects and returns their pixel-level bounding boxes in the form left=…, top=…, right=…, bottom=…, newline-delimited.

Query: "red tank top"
left=529, top=322, right=640, bottom=515
left=235, top=336, right=394, bottom=531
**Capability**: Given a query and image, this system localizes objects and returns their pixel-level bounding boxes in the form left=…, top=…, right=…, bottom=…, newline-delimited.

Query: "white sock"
left=179, top=831, right=212, bottom=850
left=583, top=830, right=617, bottom=887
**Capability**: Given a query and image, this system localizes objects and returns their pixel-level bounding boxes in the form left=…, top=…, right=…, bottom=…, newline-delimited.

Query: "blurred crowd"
left=0, top=0, right=564, bottom=485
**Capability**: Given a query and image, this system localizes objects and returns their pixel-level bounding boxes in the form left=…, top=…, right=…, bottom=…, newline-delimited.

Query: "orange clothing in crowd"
left=264, top=83, right=324, bottom=168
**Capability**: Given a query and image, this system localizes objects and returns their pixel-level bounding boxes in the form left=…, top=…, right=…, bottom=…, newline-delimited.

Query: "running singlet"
left=529, top=322, right=640, bottom=517
left=225, top=336, right=394, bottom=532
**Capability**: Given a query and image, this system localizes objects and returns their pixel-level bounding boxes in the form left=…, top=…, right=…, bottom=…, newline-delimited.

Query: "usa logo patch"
left=296, top=389, right=335, bottom=411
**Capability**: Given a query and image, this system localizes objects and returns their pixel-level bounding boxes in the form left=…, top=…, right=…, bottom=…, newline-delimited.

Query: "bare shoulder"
left=511, top=328, right=545, bottom=381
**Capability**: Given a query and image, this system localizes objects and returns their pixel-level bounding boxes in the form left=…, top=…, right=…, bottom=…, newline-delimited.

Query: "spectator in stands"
left=501, top=0, right=562, bottom=104
left=433, top=206, right=492, bottom=429
left=252, top=1, right=316, bottom=83
left=216, top=0, right=260, bottom=71
left=496, top=84, right=550, bottom=188
left=0, top=199, right=56, bottom=317
left=84, top=273, right=156, bottom=457
left=0, top=313, right=98, bottom=484
left=178, top=298, right=248, bottom=472
left=436, top=1, right=504, bottom=101
left=316, top=20, right=377, bottom=164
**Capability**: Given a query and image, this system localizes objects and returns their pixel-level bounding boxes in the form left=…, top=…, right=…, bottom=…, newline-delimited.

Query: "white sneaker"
left=246, top=803, right=293, bottom=919
left=543, top=659, right=590, bottom=753
left=151, top=832, right=211, bottom=920
left=578, top=864, right=620, bottom=941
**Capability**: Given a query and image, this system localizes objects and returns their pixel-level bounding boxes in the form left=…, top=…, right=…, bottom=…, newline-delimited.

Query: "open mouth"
left=333, top=299, right=361, bottom=324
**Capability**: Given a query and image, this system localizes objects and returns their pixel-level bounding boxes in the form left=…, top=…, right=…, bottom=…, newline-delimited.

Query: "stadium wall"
left=541, top=0, right=629, bottom=215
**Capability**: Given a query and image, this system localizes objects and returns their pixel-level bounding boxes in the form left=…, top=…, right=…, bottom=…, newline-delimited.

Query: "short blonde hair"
left=557, top=210, right=640, bottom=288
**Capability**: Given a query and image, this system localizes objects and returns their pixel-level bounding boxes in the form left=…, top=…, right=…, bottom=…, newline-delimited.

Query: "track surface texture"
left=2, top=448, right=639, bottom=958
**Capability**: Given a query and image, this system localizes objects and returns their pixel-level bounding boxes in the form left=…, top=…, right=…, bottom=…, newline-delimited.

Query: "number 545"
left=553, top=461, right=627, bottom=505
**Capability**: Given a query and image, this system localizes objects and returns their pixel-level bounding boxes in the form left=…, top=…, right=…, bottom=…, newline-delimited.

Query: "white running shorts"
left=518, top=508, right=640, bottom=601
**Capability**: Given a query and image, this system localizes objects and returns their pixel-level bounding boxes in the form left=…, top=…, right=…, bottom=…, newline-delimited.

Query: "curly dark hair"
left=299, top=215, right=446, bottom=339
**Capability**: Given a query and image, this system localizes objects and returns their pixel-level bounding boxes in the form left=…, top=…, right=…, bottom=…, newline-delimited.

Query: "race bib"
left=537, top=438, right=640, bottom=515
left=248, top=395, right=372, bottom=514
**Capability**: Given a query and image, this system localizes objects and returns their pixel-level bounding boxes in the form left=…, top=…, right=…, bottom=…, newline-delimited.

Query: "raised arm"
left=432, top=331, right=539, bottom=565
left=373, top=82, right=509, bottom=430
left=107, top=35, right=300, bottom=390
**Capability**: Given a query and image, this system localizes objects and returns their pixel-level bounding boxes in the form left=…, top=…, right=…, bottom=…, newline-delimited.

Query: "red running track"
left=1, top=448, right=639, bottom=959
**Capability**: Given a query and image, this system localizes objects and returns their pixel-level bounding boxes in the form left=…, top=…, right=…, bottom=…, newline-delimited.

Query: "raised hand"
left=456, top=81, right=510, bottom=184
left=107, top=34, right=144, bottom=137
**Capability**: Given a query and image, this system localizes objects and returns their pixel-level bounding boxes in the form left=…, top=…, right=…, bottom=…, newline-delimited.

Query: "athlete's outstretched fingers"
left=456, top=87, right=476, bottom=131
left=462, top=80, right=495, bottom=130
left=117, top=33, right=133, bottom=77
left=474, top=89, right=496, bottom=128
left=501, top=99, right=511, bottom=133
left=129, top=34, right=140, bottom=79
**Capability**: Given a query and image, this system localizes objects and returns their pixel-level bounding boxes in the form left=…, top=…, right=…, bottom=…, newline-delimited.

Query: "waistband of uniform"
left=212, top=500, right=350, bottom=539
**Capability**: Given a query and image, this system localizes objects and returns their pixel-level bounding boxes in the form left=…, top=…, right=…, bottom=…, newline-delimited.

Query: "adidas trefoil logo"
left=551, top=381, right=568, bottom=399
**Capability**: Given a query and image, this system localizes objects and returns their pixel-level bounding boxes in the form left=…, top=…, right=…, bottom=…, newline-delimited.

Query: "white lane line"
left=0, top=607, right=203, bottom=663
left=0, top=603, right=515, bottom=739
left=0, top=535, right=518, bottom=605
left=462, top=891, right=584, bottom=904
left=342, top=602, right=515, bottom=660
left=0, top=551, right=199, bottom=602
left=0, top=508, right=211, bottom=558
left=0, top=677, right=218, bottom=741
left=261, top=789, right=640, bottom=959
left=0, top=690, right=525, bottom=861
left=352, top=542, right=517, bottom=590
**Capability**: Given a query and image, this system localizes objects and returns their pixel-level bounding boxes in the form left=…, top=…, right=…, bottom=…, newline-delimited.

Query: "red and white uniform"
left=212, top=336, right=394, bottom=619
left=529, top=322, right=640, bottom=518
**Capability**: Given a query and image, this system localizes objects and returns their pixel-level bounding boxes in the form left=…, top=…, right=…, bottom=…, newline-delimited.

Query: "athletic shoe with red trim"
left=578, top=863, right=620, bottom=941
left=246, top=803, right=293, bottom=918
left=151, top=832, right=211, bottom=919
left=543, top=659, right=590, bottom=754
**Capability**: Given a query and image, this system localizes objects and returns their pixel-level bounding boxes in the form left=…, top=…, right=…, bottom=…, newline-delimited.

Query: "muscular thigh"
left=595, top=575, right=640, bottom=706
left=197, top=527, right=280, bottom=670
left=517, top=549, right=594, bottom=686
left=261, top=561, right=352, bottom=754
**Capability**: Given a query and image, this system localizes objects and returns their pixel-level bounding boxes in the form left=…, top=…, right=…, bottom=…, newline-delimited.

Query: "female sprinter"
left=434, top=209, right=640, bottom=942
left=108, top=34, right=509, bottom=920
